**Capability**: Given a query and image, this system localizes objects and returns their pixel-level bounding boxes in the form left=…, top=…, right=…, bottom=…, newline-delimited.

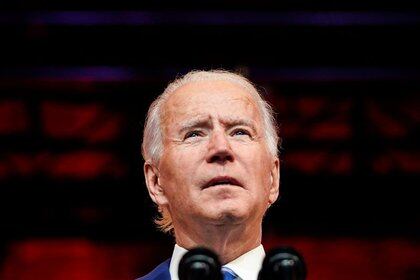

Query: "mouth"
left=203, top=176, right=243, bottom=189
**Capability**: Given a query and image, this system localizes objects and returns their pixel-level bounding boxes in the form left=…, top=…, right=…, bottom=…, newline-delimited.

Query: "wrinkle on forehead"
left=160, top=80, right=261, bottom=134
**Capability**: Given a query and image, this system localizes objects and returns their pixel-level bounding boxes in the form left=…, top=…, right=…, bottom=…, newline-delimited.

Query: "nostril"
left=208, top=151, right=234, bottom=164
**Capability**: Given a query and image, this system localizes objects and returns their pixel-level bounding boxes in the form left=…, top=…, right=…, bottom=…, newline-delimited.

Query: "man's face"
left=147, top=79, right=279, bottom=230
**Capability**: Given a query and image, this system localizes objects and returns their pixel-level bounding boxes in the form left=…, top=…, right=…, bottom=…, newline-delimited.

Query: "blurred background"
left=0, top=1, right=419, bottom=280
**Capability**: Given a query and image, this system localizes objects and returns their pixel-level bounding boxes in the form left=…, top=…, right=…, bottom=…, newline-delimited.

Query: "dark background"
left=0, top=1, right=419, bottom=279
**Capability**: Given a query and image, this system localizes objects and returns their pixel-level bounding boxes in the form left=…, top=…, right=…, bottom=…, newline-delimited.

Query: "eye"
left=184, top=130, right=203, bottom=139
left=231, top=128, right=251, bottom=137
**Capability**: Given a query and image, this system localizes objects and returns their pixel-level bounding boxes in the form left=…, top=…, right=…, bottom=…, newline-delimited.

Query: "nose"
left=206, top=129, right=234, bottom=164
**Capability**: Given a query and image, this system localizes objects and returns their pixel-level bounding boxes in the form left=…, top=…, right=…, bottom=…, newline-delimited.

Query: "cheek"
left=160, top=148, right=191, bottom=175
left=167, top=146, right=206, bottom=174
left=241, top=147, right=270, bottom=173
left=158, top=152, right=199, bottom=201
left=245, top=153, right=273, bottom=193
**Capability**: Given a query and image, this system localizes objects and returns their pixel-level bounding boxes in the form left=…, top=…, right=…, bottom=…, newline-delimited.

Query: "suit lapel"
left=137, top=259, right=171, bottom=280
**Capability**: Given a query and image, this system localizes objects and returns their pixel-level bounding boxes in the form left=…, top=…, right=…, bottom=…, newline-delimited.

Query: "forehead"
left=161, top=80, right=261, bottom=126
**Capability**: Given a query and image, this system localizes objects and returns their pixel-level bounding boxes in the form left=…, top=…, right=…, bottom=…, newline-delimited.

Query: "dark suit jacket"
left=136, top=259, right=171, bottom=280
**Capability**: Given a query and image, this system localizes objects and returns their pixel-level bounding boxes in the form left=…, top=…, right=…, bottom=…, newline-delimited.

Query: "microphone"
left=178, top=247, right=222, bottom=280
left=258, top=247, right=307, bottom=280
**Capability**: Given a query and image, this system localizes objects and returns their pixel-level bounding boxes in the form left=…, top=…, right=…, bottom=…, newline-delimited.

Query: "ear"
left=268, top=157, right=280, bottom=204
left=144, top=161, right=169, bottom=206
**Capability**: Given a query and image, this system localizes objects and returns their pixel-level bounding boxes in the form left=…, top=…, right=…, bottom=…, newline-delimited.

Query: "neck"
left=174, top=221, right=262, bottom=264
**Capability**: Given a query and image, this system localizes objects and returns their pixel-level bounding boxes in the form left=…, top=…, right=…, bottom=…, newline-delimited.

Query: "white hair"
left=141, top=69, right=279, bottom=233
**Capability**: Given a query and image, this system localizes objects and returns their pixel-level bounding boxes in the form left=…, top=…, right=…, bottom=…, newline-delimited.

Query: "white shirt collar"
left=169, top=244, right=265, bottom=280
left=169, top=244, right=188, bottom=280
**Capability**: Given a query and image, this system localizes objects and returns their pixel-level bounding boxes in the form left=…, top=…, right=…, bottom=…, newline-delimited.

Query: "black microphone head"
left=258, top=247, right=306, bottom=280
left=178, top=247, right=222, bottom=280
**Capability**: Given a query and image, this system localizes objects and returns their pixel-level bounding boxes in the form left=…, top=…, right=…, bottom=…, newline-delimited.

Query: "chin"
left=208, top=206, right=250, bottom=225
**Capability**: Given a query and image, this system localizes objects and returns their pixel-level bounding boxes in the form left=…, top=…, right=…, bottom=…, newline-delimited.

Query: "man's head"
left=142, top=70, right=280, bottom=236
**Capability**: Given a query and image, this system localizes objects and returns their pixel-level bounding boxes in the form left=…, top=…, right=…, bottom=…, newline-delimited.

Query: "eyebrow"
left=221, top=117, right=258, bottom=134
left=178, top=118, right=212, bottom=135
left=178, top=116, right=258, bottom=135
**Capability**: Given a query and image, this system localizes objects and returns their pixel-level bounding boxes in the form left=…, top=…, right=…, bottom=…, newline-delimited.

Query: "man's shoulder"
left=135, top=258, right=171, bottom=280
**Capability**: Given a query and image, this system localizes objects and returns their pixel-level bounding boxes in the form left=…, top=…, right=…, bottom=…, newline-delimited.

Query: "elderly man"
left=138, top=70, right=280, bottom=280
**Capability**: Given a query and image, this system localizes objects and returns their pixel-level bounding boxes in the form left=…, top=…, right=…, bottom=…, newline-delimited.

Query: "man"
left=138, top=70, right=280, bottom=280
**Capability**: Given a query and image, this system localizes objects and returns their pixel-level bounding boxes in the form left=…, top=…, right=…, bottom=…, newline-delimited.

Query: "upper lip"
left=204, top=176, right=243, bottom=189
